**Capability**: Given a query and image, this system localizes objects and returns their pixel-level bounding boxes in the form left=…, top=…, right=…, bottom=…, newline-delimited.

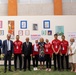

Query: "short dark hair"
left=54, top=33, right=58, bottom=36
left=16, top=35, right=19, bottom=36
left=62, top=35, right=65, bottom=38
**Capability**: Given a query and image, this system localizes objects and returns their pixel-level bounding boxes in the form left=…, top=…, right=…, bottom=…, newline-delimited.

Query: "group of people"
left=0, top=33, right=76, bottom=73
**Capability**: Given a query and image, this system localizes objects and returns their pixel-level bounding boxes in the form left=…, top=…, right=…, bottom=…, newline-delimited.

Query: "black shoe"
left=54, top=69, right=57, bottom=71
left=28, top=69, right=31, bottom=71
left=24, top=69, right=26, bottom=71
left=61, top=69, right=64, bottom=71
left=58, top=69, right=61, bottom=72
left=9, top=70, right=13, bottom=72
left=20, top=68, right=22, bottom=71
left=15, top=69, right=17, bottom=71
left=4, top=70, right=6, bottom=73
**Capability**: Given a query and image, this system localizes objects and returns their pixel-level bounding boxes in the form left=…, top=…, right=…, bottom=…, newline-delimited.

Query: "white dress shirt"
left=7, top=40, right=11, bottom=51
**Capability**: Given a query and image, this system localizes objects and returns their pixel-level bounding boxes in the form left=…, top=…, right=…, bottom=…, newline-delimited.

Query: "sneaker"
left=49, top=69, right=51, bottom=71
left=46, top=68, right=48, bottom=71
left=35, top=67, right=38, bottom=70
left=74, top=70, right=76, bottom=73
left=33, top=68, right=36, bottom=71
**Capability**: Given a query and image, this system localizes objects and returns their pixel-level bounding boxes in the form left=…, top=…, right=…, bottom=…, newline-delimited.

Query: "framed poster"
left=55, top=26, right=64, bottom=36
left=25, top=30, right=30, bottom=36
left=0, top=21, right=2, bottom=28
left=47, top=30, right=52, bottom=35
left=8, top=21, right=15, bottom=39
left=33, top=24, right=38, bottom=30
left=18, top=30, right=23, bottom=36
left=68, top=32, right=76, bottom=42
left=41, top=30, right=46, bottom=35
left=20, top=20, right=27, bottom=29
left=43, top=20, right=50, bottom=29
left=0, top=30, right=4, bottom=35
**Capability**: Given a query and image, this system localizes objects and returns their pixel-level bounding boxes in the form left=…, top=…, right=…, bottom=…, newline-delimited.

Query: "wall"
left=0, top=4, right=8, bottom=16
left=18, top=3, right=54, bottom=15
left=0, top=16, right=76, bottom=44
left=63, top=2, right=76, bottom=15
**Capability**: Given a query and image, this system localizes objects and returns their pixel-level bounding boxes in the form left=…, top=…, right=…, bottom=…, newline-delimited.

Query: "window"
left=0, top=0, right=8, bottom=4
left=18, top=0, right=53, bottom=4
left=71, top=0, right=76, bottom=2
left=62, top=0, right=76, bottom=2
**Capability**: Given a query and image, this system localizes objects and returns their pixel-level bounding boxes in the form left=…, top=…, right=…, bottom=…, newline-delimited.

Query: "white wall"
left=0, top=4, right=8, bottom=16
left=18, top=3, right=54, bottom=16
left=63, top=2, right=76, bottom=15
left=0, top=16, right=76, bottom=44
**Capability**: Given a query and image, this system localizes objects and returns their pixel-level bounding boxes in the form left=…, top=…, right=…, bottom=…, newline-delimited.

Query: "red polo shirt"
left=44, top=43, right=53, bottom=57
left=14, top=40, right=22, bottom=54
left=52, top=39, right=61, bottom=53
left=61, top=40, right=68, bottom=54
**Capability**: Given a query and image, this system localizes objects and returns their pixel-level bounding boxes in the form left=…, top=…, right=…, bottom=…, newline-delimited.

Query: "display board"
left=0, top=16, right=76, bottom=44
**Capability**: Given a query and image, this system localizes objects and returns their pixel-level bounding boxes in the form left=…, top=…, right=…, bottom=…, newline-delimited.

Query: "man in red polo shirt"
left=60, top=35, right=69, bottom=70
left=13, top=35, right=22, bottom=71
left=44, top=39, right=53, bottom=71
left=52, top=34, right=61, bottom=71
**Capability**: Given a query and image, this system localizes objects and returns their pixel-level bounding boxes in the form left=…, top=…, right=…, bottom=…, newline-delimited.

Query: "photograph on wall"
left=25, top=30, right=30, bottom=36
left=68, top=32, right=76, bottom=42
left=0, top=30, right=4, bottom=35
left=31, top=35, right=41, bottom=40
left=33, top=24, right=38, bottom=30
left=47, top=30, right=52, bottom=35
left=20, top=20, right=27, bottom=29
left=8, top=21, right=15, bottom=39
left=0, top=21, right=2, bottom=28
left=41, top=30, right=46, bottom=35
left=18, top=30, right=23, bottom=36
left=55, top=26, right=64, bottom=36
left=43, top=20, right=50, bottom=29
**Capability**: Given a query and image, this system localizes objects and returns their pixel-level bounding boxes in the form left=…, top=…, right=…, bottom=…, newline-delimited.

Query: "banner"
left=68, top=32, right=76, bottom=42
left=31, top=35, right=41, bottom=40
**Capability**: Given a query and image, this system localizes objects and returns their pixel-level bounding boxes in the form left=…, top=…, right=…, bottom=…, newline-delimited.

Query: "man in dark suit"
left=22, top=37, right=32, bottom=71
left=3, top=34, right=14, bottom=73
left=0, top=39, right=2, bottom=60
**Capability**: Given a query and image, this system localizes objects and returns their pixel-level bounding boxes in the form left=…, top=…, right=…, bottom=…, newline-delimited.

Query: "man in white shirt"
left=3, top=34, right=14, bottom=73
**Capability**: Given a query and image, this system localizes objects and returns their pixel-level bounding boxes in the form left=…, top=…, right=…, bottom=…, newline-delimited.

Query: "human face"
left=61, top=36, right=65, bottom=41
left=26, top=38, right=29, bottom=42
left=35, top=40, right=38, bottom=44
left=40, top=38, right=44, bottom=42
left=7, top=34, right=11, bottom=40
left=46, top=39, right=49, bottom=43
left=16, top=35, right=19, bottom=41
left=54, top=35, right=58, bottom=40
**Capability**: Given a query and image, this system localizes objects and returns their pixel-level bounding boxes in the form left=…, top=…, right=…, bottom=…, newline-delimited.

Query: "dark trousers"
left=0, top=49, right=1, bottom=60
left=45, top=54, right=51, bottom=68
left=24, top=55, right=31, bottom=70
left=14, top=54, right=22, bottom=70
left=53, top=53, right=60, bottom=70
left=61, top=54, right=69, bottom=70
left=4, top=51, right=12, bottom=70
left=33, top=55, right=39, bottom=67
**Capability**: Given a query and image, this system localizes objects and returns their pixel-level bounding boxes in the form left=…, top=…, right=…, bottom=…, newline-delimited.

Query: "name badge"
left=46, top=49, right=48, bottom=52
left=16, top=46, right=18, bottom=49
left=63, top=47, right=64, bottom=50
left=34, top=49, right=38, bottom=52
left=55, top=45, right=57, bottom=48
